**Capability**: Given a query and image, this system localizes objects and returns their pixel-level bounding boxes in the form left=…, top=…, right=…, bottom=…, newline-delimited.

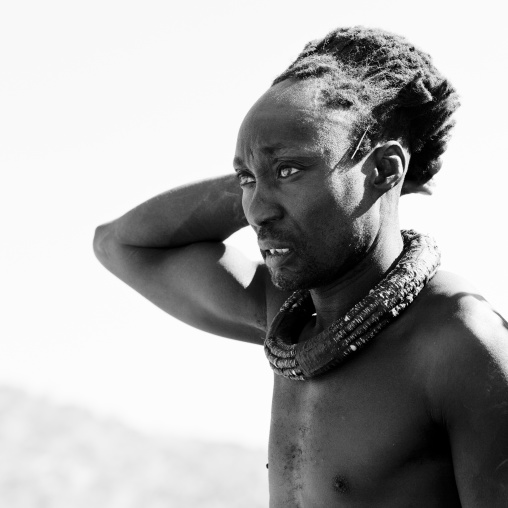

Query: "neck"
left=265, top=230, right=440, bottom=380
left=309, top=227, right=403, bottom=332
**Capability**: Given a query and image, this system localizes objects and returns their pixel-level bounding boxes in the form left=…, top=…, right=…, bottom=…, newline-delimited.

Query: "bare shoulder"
left=416, top=270, right=508, bottom=351
left=408, top=274, right=508, bottom=501
left=408, top=269, right=508, bottom=416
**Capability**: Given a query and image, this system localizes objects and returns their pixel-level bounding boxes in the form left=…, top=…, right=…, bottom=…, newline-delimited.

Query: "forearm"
left=96, top=174, right=247, bottom=249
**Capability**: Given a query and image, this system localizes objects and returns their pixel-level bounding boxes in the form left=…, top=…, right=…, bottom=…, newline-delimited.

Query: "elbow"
left=93, top=223, right=115, bottom=266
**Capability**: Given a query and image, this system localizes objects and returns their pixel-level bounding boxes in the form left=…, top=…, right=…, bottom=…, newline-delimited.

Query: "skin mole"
left=333, top=475, right=350, bottom=494
left=299, top=425, right=310, bottom=438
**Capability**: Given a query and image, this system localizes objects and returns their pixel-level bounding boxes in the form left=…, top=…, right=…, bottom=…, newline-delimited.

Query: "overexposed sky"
left=1, top=0, right=507, bottom=447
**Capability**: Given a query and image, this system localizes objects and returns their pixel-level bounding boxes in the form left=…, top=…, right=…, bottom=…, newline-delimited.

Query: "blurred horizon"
left=0, top=384, right=268, bottom=507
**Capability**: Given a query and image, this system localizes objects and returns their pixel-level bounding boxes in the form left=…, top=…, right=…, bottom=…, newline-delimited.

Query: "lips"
left=258, top=230, right=295, bottom=265
left=258, top=243, right=293, bottom=259
left=266, top=248, right=290, bottom=256
left=262, top=247, right=295, bottom=270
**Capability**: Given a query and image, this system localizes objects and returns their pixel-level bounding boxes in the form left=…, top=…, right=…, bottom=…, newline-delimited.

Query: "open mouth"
left=263, top=248, right=294, bottom=269
left=265, top=248, right=291, bottom=256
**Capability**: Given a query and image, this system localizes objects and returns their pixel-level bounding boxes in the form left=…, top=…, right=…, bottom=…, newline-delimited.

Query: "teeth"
left=268, top=248, right=290, bottom=255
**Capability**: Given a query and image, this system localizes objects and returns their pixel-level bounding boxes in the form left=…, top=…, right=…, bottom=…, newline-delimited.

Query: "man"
left=94, top=27, right=508, bottom=507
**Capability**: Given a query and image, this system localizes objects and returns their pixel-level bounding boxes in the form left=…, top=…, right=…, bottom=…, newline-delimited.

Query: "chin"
left=271, top=275, right=303, bottom=292
left=270, top=268, right=333, bottom=292
left=269, top=251, right=365, bottom=292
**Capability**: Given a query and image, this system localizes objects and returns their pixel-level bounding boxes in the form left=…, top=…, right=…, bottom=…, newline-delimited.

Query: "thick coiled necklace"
left=264, top=230, right=440, bottom=380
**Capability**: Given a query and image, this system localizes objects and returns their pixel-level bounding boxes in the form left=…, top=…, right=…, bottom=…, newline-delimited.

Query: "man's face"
left=234, top=79, right=377, bottom=291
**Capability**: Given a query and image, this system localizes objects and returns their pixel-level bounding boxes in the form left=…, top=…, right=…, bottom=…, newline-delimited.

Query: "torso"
left=267, top=272, right=463, bottom=507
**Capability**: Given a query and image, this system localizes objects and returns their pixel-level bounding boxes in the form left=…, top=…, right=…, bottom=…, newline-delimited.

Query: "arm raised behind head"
left=93, top=174, right=283, bottom=344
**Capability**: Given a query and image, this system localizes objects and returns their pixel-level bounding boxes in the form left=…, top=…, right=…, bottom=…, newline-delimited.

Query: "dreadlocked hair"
left=272, top=27, right=460, bottom=186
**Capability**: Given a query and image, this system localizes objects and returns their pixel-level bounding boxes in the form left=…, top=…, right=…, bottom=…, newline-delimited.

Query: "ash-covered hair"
left=273, top=27, right=459, bottom=186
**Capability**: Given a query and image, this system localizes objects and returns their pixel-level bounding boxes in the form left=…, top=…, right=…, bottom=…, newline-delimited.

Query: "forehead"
left=236, top=79, right=355, bottom=162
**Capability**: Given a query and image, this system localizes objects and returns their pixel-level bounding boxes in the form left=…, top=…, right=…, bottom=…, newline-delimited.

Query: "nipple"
left=333, top=475, right=350, bottom=494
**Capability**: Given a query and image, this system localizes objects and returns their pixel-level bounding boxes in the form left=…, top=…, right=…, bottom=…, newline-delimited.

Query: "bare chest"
left=267, top=337, right=458, bottom=507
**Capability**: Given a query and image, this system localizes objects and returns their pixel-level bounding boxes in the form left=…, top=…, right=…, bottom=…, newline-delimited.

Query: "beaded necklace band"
left=264, top=230, right=440, bottom=381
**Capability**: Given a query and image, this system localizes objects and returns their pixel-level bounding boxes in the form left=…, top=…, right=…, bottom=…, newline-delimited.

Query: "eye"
left=278, top=166, right=301, bottom=178
left=236, top=171, right=255, bottom=187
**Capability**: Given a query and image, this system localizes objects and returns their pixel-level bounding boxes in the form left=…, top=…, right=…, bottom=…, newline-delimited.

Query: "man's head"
left=272, top=26, right=459, bottom=191
left=234, top=27, right=458, bottom=291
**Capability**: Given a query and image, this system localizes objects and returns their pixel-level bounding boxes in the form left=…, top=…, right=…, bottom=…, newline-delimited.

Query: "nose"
left=244, top=181, right=284, bottom=228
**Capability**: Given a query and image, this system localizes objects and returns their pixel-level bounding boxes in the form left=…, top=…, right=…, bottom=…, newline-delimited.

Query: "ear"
left=371, top=142, right=407, bottom=193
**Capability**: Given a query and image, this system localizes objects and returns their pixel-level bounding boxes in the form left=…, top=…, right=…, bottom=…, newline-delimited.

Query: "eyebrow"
left=260, top=143, right=287, bottom=155
left=233, top=143, right=290, bottom=168
left=234, top=152, right=322, bottom=167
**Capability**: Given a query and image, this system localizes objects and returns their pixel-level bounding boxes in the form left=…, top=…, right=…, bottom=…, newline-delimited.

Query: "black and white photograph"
left=1, top=0, right=507, bottom=506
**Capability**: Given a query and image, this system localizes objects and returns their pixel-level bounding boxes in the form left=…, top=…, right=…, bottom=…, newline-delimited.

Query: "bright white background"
left=1, top=0, right=507, bottom=447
